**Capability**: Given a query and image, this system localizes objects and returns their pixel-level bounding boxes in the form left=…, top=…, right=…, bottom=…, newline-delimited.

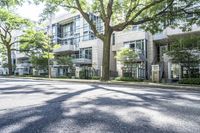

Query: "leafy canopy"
left=55, top=56, right=73, bottom=67
left=40, top=0, right=200, bottom=35
left=0, top=8, right=30, bottom=30
left=19, top=28, right=60, bottom=59
left=115, top=48, right=138, bottom=64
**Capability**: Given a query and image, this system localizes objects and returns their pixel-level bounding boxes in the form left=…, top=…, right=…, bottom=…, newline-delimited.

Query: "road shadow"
left=0, top=85, right=199, bottom=133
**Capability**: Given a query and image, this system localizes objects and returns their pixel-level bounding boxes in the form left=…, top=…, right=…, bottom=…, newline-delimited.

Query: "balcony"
left=54, top=44, right=79, bottom=53
left=153, top=32, right=168, bottom=41
left=73, top=58, right=92, bottom=64
left=15, top=53, right=29, bottom=59
left=16, top=63, right=32, bottom=68
left=72, top=54, right=92, bottom=64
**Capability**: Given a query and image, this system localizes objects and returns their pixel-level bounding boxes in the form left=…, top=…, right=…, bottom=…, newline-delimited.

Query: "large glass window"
left=123, top=39, right=146, bottom=55
left=74, top=15, right=80, bottom=33
left=83, top=31, right=89, bottom=41
left=74, top=33, right=80, bottom=45
left=80, top=47, right=92, bottom=59
left=62, top=23, right=73, bottom=37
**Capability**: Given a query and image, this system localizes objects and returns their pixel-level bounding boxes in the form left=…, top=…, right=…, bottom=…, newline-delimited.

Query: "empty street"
left=0, top=78, right=200, bottom=133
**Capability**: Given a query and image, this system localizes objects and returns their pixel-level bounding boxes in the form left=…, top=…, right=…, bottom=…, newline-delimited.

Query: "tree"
left=0, top=0, right=23, bottom=7
left=31, top=56, right=48, bottom=72
left=56, top=56, right=73, bottom=67
left=115, top=48, right=138, bottom=78
left=19, top=28, right=60, bottom=77
left=0, top=9, right=30, bottom=75
left=40, top=0, right=200, bottom=81
left=55, top=56, right=74, bottom=76
left=167, top=35, right=200, bottom=78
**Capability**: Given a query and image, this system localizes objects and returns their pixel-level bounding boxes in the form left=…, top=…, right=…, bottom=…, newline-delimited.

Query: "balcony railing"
left=16, top=63, right=32, bottom=68
left=72, top=54, right=92, bottom=64
left=54, top=44, right=79, bottom=53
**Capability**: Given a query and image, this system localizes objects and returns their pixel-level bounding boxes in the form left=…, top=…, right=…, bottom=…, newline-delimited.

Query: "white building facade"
left=11, top=12, right=200, bottom=81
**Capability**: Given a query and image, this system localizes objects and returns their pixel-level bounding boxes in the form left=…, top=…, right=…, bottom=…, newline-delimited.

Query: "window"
left=123, top=39, right=146, bottom=55
left=80, top=47, right=92, bottom=59
left=74, top=17, right=80, bottom=33
left=89, top=32, right=95, bottom=40
left=136, top=40, right=144, bottom=54
left=62, top=23, right=73, bottom=37
left=52, top=25, right=56, bottom=36
left=132, top=25, right=138, bottom=31
left=83, top=31, right=89, bottom=41
left=112, top=33, right=115, bottom=45
left=74, top=33, right=80, bottom=45
left=132, top=25, right=142, bottom=31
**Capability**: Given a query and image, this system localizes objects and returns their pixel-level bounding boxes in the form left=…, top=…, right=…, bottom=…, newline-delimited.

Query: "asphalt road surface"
left=0, top=78, right=200, bottom=133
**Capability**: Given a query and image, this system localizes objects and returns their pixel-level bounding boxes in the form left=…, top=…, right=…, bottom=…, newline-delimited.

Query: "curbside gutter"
left=1, top=76, right=200, bottom=91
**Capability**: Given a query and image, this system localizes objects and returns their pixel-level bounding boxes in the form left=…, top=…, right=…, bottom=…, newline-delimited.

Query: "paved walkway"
left=0, top=78, right=200, bottom=133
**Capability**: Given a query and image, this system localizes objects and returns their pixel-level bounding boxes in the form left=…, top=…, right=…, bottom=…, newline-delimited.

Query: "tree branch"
left=75, top=0, right=104, bottom=40
left=98, top=0, right=106, bottom=21
left=107, top=0, right=113, bottom=19
left=125, top=0, right=139, bottom=21
left=112, top=0, right=167, bottom=31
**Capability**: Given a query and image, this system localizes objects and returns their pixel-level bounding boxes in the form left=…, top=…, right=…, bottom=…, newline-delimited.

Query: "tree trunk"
left=187, top=67, right=191, bottom=78
left=7, top=46, right=12, bottom=75
left=101, top=32, right=112, bottom=81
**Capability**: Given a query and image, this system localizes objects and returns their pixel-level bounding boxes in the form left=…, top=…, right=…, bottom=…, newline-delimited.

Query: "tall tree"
left=19, top=28, right=60, bottom=77
left=0, top=9, right=30, bottom=75
left=40, top=0, right=200, bottom=81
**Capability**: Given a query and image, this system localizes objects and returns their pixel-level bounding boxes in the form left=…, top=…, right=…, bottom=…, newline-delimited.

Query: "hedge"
left=115, top=77, right=143, bottom=82
left=179, top=78, right=200, bottom=85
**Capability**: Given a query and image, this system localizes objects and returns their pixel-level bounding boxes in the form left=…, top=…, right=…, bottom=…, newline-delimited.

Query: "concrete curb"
left=1, top=76, right=200, bottom=91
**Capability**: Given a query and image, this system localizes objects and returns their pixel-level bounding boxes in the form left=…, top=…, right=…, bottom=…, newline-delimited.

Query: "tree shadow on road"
left=0, top=85, right=199, bottom=133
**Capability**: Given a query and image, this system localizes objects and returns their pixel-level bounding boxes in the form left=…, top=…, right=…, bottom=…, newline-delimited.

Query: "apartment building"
left=153, top=25, right=200, bottom=82
left=48, top=13, right=104, bottom=77
left=11, top=12, right=200, bottom=81
left=48, top=13, right=153, bottom=79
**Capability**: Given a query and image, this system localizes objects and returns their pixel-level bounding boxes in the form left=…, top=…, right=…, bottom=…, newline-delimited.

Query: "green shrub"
left=115, top=77, right=143, bottom=82
left=79, top=70, right=86, bottom=79
left=57, top=76, right=70, bottom=79
left=92, top=76, right=100, bottom=80
left=179, top=78, right=200, bottom=85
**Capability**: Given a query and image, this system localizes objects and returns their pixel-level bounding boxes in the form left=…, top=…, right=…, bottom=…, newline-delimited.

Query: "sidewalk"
left=2, top=76, right=200, bottom=91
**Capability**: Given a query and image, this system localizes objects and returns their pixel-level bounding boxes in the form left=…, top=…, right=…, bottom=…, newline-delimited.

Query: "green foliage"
left=38, top=0, right=200, bottom=81
left=115, top=77, right=143, bottom=82
left=179, top=78, right=200, bottom=85
left=56, top=75, right=70, bottom=79
left=115, top=48, right=138, bottom=64
left=55, top=56, right=73, bottom=67
left=0, top=9, right=31, bottom=31
left=0, top=8, right=31, bottom=75
left=31, top=56, right=48, bottom=70
left=92, top=76, right=100, bottom=80
left=40, top=0, right=200, bottom=33
left=20, top=28, right=60, bottom=59
left=79, top=69, right=87, bottom=79
left=0, top=0, right=24, bottom=8
left=167, top=35, right=200, bottom=78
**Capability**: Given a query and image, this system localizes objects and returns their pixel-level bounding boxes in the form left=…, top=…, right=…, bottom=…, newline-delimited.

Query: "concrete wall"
left=79, top=39, right=103, bottom=70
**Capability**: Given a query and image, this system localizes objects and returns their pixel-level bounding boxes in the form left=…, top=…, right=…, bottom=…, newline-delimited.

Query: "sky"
left=16, top=2, right=67, bottom=22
